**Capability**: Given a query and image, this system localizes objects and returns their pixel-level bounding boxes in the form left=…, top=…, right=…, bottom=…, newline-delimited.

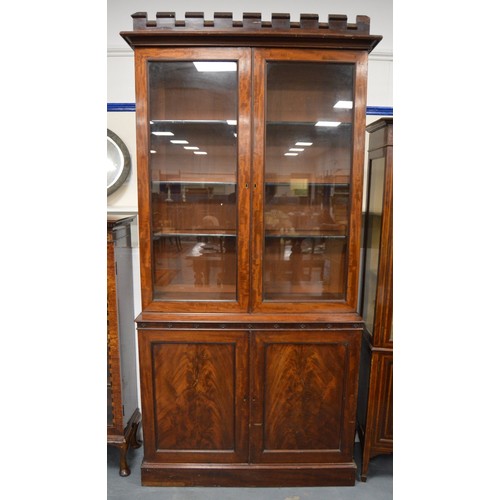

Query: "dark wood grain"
left=263, top=343, right=345, bottom=450
left=153, top=342, right=236, bottom=450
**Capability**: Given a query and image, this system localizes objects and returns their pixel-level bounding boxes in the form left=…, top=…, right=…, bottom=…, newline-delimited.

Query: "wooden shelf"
left=154, top=229, right=237, bottom=237
left=152, top=177, right=236, bottom=184
left=265, top=231, right=346, bottom=238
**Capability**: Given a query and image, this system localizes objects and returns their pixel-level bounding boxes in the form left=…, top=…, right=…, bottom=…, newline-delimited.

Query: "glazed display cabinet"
left=357, top=117, right=393, bottom=481
left=121, top=11, right=381, bottom=487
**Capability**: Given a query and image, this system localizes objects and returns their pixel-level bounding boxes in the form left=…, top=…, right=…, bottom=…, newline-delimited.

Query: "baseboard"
left=141, top=461, right=357, bottom=487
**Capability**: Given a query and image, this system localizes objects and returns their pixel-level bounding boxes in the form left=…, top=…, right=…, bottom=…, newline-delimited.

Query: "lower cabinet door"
left=250, top=329, right=361, bottom=463
left=138, top=329, right=249, bottom=463
left=371, top=351, right=393, bottom=448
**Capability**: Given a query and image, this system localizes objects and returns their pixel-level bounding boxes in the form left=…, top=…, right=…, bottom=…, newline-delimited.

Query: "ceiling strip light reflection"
left=315, top=121, right=341, bottom=127
left=193, top=61, right=237, bottom=72
left=333, top=100, right=353, bottom=109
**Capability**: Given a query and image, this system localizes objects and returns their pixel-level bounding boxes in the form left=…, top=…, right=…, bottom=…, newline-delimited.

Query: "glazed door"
left=361, top=141, right=393, bottom=348
left=135, top=47, right=368, bottom=315
left=251, top=49, right=368, bottom=313
left=134, top=47, right=252, bottom=313
left=139, top=329, right=249, bottom=463
left=249, top=330, right=361, bottom=463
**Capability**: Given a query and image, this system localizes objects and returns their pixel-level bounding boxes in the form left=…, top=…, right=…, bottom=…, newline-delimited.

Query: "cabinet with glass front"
left=357, top=117, right=393, bottom=481
left=122, top=11, right=381, bottom=487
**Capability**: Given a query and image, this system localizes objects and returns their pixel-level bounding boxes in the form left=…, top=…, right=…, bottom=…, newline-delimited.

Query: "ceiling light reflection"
left=193, top=61, right=237, bottom=72
left=315, top=121, right=341, bottom=127
left=334, top=100, right=353, bottom=109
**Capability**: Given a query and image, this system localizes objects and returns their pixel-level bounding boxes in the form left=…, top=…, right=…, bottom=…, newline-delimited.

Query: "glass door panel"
left=148, top=61, right=238, bottom=301
left=263, top=62, right=354, bottom=301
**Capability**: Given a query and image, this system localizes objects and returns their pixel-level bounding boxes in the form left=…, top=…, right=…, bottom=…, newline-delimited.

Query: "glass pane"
left=263, top=62, right=354, bottom=301
left=148, top=61, right=238, bottom=301
left=362, top=157, right=386, bottom=334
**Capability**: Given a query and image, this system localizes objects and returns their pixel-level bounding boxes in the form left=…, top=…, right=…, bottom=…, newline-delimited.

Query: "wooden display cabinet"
left=357, top=117, right=393, bottom=481
left=121, top=11, right=381, bottom=487
left=107, top=215, right=142, bottom=476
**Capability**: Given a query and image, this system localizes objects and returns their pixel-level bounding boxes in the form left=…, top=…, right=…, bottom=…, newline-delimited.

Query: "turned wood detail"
left=131, top=11, right=372, bottom=34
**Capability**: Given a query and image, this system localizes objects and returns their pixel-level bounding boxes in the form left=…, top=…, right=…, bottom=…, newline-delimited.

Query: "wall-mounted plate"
left=107, top=129, right=131, bottom=196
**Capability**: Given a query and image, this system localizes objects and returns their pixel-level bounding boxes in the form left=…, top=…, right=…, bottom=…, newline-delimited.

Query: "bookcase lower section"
left=137, top=319, right=363, bottom=487
left=141, top=461, right=357, bottom=487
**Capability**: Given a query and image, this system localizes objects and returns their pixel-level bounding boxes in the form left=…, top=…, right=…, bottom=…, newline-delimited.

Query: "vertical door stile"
left=346, top=52, right=369, bottom=310
left=248, top=328, right=264, bottom=464
left=237, top=48, right=253, bottom=312
left=250, top=49, right=265, bottom=312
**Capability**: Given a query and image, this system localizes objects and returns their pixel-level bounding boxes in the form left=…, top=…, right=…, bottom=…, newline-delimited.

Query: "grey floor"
left=107, top=442, right=392, bottom=500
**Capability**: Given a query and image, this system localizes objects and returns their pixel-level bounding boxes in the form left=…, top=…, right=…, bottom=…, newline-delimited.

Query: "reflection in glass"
left=263, top=62, right=354, bottom=301
left=362, top=157, right=386, bottom=334
left=148, top=61, right=238, bottom=301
